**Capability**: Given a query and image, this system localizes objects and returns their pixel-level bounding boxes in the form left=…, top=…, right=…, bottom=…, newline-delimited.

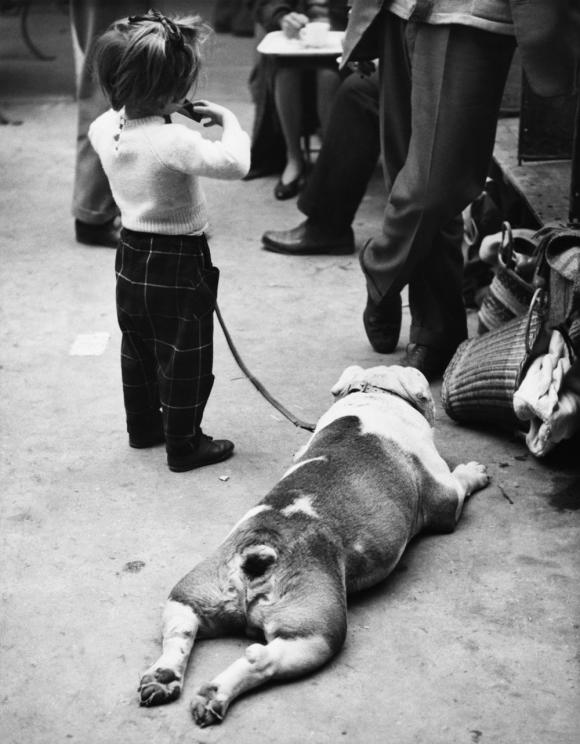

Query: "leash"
left=179, top=102, right=315, bottom=432
left=215, top=303, right=316, bottom=432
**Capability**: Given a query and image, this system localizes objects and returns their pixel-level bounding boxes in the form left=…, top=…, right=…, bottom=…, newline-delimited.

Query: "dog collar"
left=343, top=381, right=422, bottom=414
left=344, top=381, right=392, bottom=396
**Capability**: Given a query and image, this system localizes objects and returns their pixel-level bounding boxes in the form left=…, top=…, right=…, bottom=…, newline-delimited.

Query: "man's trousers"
left=298, top=71, right=381, bottom=233
left=361, top=12, right=516, bottom=350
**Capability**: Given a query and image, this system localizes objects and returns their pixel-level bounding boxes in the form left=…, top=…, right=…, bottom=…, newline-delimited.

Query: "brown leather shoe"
left=399, top=343, right=456, bottom=381
left=167, top=433, right=234, bottom=473
left=75, top=218, right=120, bottom=248
left=262, top=220, right=355, bottom=255
left=363, top=293, right=402, bottom=354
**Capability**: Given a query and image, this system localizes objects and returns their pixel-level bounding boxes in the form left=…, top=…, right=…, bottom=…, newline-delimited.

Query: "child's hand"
left=188, top=100, right=232, bottom=128
left=280, top=12, right=308, bottom=39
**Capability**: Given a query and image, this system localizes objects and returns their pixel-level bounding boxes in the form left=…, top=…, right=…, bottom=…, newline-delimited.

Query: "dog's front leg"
left=451, top=461, right=490, bottom=520
left=191, top=634, right=333, bottom=727
left=139, top=600, right=199, bottom=707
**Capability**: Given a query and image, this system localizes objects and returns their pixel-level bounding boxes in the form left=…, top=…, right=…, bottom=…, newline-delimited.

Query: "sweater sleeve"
left=255, top=0, right=297, bottom=31
left=152, top=122, right=251, bottom=180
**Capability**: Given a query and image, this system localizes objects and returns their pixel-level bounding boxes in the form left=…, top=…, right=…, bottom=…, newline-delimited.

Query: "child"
left=88, top=9, right=251, bottom=472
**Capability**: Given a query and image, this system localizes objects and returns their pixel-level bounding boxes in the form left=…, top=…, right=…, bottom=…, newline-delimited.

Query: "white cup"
left=299, top=21, right=330, bottom=48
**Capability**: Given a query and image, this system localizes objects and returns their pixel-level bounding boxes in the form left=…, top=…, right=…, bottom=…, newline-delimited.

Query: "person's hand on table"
left=280, top=12, right=308, bottom=39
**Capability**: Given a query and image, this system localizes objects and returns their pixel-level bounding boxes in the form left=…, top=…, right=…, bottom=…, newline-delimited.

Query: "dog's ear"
left=330, top=365, right=364, bottom=397
left=367, top=366, right=436, bottom=426
left=396, top=367, right=436, bottom=426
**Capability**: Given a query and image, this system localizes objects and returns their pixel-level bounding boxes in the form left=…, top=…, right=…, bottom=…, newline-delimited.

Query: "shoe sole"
left=129, top=438, right=165, bottom=449
left=168, top=448, right=234, bottom=473
left=368, top=340, right=399, bottom=354
left=76, top=236, right=119, bottom=248
left=262, top=242, right=354, bottom=256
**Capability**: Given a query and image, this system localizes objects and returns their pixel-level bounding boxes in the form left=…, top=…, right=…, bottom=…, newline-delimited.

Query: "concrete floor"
left=1, top=4, right=579, bottom=744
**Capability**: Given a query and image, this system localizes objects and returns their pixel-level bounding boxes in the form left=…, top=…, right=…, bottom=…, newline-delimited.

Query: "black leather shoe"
left=167, top=433, right=234, bottom=473
left=399, top=343, right=456, bottom=381
left=75, top=218, right=120, bottom=248
left=274, top=168, right=307, bottom=200
left=262, top=220, right=355, bottom=255
left=363, top=293, right=402, bottom=353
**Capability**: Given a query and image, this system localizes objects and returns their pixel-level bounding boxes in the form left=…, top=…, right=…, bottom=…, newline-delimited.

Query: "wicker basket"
left=477, top=263, right=534, bottom=332
left=442, top=291, right=546, bottom=427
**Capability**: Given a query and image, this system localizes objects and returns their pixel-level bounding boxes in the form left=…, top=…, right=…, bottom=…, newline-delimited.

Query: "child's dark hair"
left=92, top=9, right=210, bottom=117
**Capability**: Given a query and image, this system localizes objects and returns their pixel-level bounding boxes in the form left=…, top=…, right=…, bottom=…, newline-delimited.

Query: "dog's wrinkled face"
left=331, top=365, right=436, bottom=426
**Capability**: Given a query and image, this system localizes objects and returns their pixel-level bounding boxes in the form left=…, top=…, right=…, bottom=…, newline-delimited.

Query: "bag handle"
left=499, top=221, right=513, bottom=266
left=524, top=287, right=547, bottom=355
left=499, top=221, right=545, bottom=269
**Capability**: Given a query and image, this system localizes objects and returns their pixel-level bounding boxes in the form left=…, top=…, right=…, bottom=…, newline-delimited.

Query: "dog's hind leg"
left=191, top=633, right=335, bottom=727
left=138, top=600, right=199, bottom=707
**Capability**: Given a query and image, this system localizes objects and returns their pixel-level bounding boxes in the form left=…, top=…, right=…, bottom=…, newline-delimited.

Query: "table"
left=257, top=29, right=344, bottom=61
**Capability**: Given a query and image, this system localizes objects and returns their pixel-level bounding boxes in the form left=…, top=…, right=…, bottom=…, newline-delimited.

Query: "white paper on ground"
left=69, top=332, right=110, bottom=356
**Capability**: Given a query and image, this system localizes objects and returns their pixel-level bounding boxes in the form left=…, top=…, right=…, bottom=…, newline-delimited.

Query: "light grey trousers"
left=70, top=0, right=150, bottom=225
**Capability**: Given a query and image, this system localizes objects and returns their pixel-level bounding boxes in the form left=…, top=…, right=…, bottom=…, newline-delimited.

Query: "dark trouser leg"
left=157, top=305, right=216, bottom=453
left=115, top=235, right=162, bottom=439
left=115, top=232, right=217, bottom=450
left=117, top=318, right=163, bottom=439
left=408, top=216, right=466, bottom=346
left=362, top=15, right=515, bottom=350
left=298, top=72, right=380, bottom=233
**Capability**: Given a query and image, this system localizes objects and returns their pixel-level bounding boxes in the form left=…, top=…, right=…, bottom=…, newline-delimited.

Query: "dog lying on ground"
left=138, top=365, right=489, bottom=726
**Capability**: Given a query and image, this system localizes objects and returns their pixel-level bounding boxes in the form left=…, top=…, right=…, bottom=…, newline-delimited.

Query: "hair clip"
left=128, top=8, right=184, bottom=49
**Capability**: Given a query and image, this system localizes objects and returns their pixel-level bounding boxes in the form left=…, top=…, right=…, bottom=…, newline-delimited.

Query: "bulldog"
left=138, top=365, right=489, bottom=726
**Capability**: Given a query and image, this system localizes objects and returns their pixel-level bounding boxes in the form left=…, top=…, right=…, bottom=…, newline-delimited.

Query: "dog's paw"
left=454, top=461, right=490, bottom=495
left=138, top=668, right=182, bottom=707
left=191, top=683, right=227, bottom=727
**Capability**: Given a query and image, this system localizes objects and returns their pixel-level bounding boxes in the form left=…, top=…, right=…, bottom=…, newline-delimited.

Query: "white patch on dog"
left=353, top=541, right=364, bottom=553
left=312, top=392, right=456, bottom=499
left=315, top=393, right=420, bottom=441
left=354, top=404, right=396, bottom=439
left=281, top=456, right=328, bottom=480
left=224, top=505, right=272, bottom=540
left=281, top=495, right=319, bottom=519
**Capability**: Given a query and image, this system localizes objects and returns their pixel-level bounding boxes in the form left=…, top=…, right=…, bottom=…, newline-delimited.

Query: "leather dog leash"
left=163, top=102, right=316, bottom=432
left=215, top=303, right=316, bottom=432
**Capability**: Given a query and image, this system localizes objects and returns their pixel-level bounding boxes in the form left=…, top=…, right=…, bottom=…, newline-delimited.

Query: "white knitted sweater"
left=88, top=109, right=251, bottom=234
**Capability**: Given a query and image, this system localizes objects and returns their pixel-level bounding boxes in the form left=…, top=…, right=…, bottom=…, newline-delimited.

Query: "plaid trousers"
left=115, top=229, right=218, bottom=449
